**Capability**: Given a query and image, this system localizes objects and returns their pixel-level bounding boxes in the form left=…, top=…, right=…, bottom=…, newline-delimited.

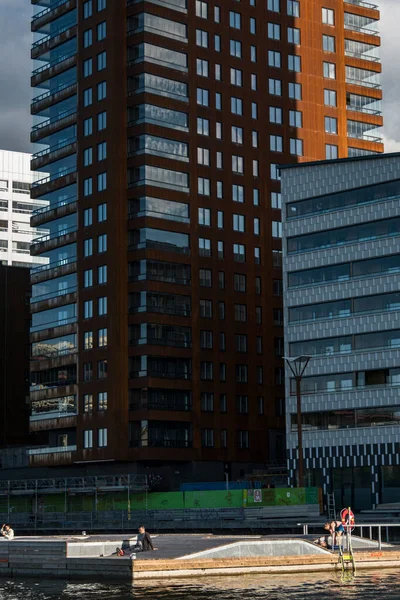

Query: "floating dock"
left=0, top=534, right=399, bottom=580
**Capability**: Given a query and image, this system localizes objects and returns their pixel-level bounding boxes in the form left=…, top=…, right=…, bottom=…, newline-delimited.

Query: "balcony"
left=30, top=284, right=77, bottom=305
left=31, top=81, right=76, bottom=115
left=31, top=257, right=76, bottom=284
left=130, top=439, right=192, bottom=448
left=28, top=444, right=77, bottom=466
left=128, top=240, right=190, bottom=255
left=31, top=52, right=77, bottom=88
left=31, top=225, right=77, bottom=254
left=30, top=382, right=77, bottom=403
left=127, top=0, right=188, bottom=13
left=31, top=24, right=77, bottom=61
left=31, top=0, right=76, bottom=32
left=31, top=196, right=76, bottom=227
left=129, top=369, right=191, bottom=380
left=30, top=169, right=77, bottom=200
left=344, top=24, right=379, bottom=37
left=129, top=336, right=192, bottom=348
left=129, top=304, right=191, bottom=317
left=344, top=0, right=379, bottom=10
left=31, top=108, right=77, bottom=144
left=28, top=445, right=77, bottom=455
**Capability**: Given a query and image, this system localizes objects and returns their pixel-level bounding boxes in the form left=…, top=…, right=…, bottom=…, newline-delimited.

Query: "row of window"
left=290, top=405, right=400, bottom=433
left=83, top=203, right=107, bottom=226
left=84, top=111, right=107, bottom=137
left=83, top=234, right=107, bottom=256
left=199, top=298, right=266, bottom=323
left=202, top=429, right=249, bottom=449
left=83, top=427, right=107, bottom=449
left=83, top=328, right=107, bottom=350
left=83, top=296, right=107, bottom=319
left=83, top=21, right=107, bottom=49
left=199, top=362, right=264, bottom=383
left=84, top=265, right=107, bottom=287
left=83, top=391, right=108, bottom=412
left=83, top=51, right=107, bottom=77
left=83, top=0, right=106, bottom=19
left=83, top=359, right=107, bottom=381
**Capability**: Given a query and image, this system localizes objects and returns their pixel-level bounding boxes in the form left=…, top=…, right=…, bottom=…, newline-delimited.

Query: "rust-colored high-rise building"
left=29, top=0, right=383, bottom=481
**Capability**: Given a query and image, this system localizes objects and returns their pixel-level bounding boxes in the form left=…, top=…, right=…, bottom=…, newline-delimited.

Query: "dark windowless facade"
left=29, top=0, right=382, bottom=478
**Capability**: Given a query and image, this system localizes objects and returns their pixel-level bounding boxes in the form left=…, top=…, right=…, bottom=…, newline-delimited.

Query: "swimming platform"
left=0, top=533, right=398, bottom=580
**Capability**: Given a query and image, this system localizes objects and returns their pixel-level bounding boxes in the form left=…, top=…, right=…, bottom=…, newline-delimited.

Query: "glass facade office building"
left=282, top=154, right=400, bottom=510
left=29, top=0, right=383, bottom=478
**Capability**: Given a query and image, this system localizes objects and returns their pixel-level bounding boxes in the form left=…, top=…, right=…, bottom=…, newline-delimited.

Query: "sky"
left=0, top=0, right=398, bottom=153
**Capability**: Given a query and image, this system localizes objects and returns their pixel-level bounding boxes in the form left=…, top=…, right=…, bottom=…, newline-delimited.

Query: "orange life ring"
left=340, top=507, right=355, bottom=531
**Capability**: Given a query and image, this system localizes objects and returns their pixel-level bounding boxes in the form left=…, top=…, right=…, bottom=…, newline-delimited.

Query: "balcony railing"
left=129, top=337, right=192, bottom=348
left=31, top=167, right=76, bottom=189
left=32, top=195, right=76, bottom=216
left=347, top=105, right=382, bottom=116
left=129, top=369, right=191, bottom=380
left=31, top=81, right=76, bottom=109
left=126, top=0, right=187, bottom=12
left=345, top=77, right=381, bottom=89
left=130, top=399, right=192, bottom=411
left=31, top=108, right=77, bottom=134
left=344, top=24, right=379, bottom=36
left=30, top=379, right=76, bottom=392
left=32, top=0, right=71, bottom=24
left=344, top=0, right=378, bottom=9
left=32, top=23, right=77, bottom=51
left=32, top=50, right=76, bottom=76
left=129, top=241, right=190, bottom=255
left=27, top=445, right=77, bottom=456
left=347, top=132, right=382, bottom=143
left=30, top=409, right=77, bottom=421
left=130, top=439, right=192, bottom=448
left=345, top=51, right=380, bottom=63
left=32, top=137, right=76, bottom=161
left=31, top=284, right=77, bottom=304
left=31, top=225, right=77, bottom=245
left=30, top=255, right=76, bottom=274
left=129, top=304, right=191, bottom=317
left=30, top=316, right=77, bottom=333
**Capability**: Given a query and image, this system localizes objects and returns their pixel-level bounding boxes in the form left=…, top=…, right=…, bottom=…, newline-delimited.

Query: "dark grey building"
left=282, top=153, right=400, bottom=510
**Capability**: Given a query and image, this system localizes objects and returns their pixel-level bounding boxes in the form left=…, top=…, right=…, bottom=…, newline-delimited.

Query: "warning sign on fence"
left=254, top=490, right=262, bottom=503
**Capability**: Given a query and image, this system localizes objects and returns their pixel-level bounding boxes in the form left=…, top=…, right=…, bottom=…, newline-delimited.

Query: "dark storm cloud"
left=0, top=0, right=398, bottom=152
left=0, top=0, right=32, bottom=153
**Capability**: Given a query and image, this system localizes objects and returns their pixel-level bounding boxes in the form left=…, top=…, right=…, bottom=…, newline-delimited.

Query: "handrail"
left=345, top=51, right=380, bottom=63
left=31, top=107, right=76, bottom=132
left=31, top=256, right=76, bottom=274
left=344, top=0, right=379, bottom=9
left=32, top=50, right=76, bottom=76
left=31, top=225, right=77, bottom=244
left=346, top=105, right=381, bottom=116
left=301, top=522, right=400, bottom=551
left=344, top=24, right=379, bottom=36
left=32, top=21, right=77, bottom=49
left=347, top=132, right=382, bottom=142
left=31, top=167, right=76, bottom=188
left=32, top=137, right=76, bottom=160
left=345, top=77, right=381, bottom=89
left=32, top=195, right=76, bottom=216
left=32, top=0, right=71, bottom=23
left=31, top=284, right=77, bottom=304
left=31, top=81, right=76, bottom=107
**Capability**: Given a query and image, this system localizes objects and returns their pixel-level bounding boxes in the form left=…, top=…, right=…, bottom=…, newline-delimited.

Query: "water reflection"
left=0, top=571, right=399, bottom=600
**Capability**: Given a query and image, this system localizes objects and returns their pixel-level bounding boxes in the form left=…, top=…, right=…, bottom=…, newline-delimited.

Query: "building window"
left=233, top=214, right=245, bottom=232
left=230, top=68, right=243, bottom=87
left=271, top=192, right=282, bottom=209
left=229, top=11, right=241, bottom=29
left=84, top=300, right=93, bottom=319
left=214, top=5, right=220, bottom=22
left=255, top=277, right=261, bottom=295
left=235, top=334, right=248, bottom=352
left=198, top=207, right=211, bottom=226
left=233, top=184, right=244, bottom=203
left=268, top=50, right=281, bottom=68
left=98, top=111, right=107, bottom=130
left=220, top=394, right=227, bottom=412
left=196, top=29, right=208, bottom=47
left=230, top=39, right=242, bottom=58
left=254, top=247, right=261, bottom=264
left=257, top=396, right=264, bottom=415
left=322, top=7, right=335, bottom=25
left=98, top=327, right=107, bottom=347
left=83, top=394, right=93, bottom=413
left=250, top=17, right=256, bottom=34
left=201, top=429, right=214, bottom=447
left=83, top=58, right=93, bottom=78
left=97, top=51, right=107, bottom=71
left=234, top=303, right=247, bottom=322
left=272, top=221, right=282, bottom=238
left=290, top=138, right=303, bottom=156
left=289, top=110, right=302, bottom=128
left=233, top=243, right=245, bottom=263
left=234, top=273, right=246, bottom=292
left=97, top=172, right=107, bottom=192
left=254, top=218, right=260, bottom=235
left=268, top=23, right=280, bottom=40
left=83, top=363, right=93, bottom=382
left=199, top=268, right=212, bottom=287
left=196, top=58, right=209, bottom=77
left=98, top=233, right=107, bottom=253
left=231, top=99, right=243, bottom=116
left=98, top=391, right=108, bottom=411
left=288, top=55, right=301, bottom=72
left=324, top=89, right=337, bottom=106
left=198, top=177, right=211, bottom=196
left=200, top=299, right=212, bottom=318
left=325, top=116, right=338, bottom=134
left=97, top=21, right=107, bottom=41
left=268, top=0, right=280, bottom=12
left=84, top=177, right=93, bottom=197
left=269, top=107, right=283, bottom=124
left=256, top=336, right=263, bottom=353
left=273, top=249, right=282, bottom=268
left=84, top=208, right=93, bottom=227
left=83, top=88, right=93, bottom=107
left=197, top=87, right=209, bottom=106
left=219, top=301, right=226, bottom=320
left=221, top=430, right=227, bottom=448
left=289, top=82, right=302, bottom=100
left=220, top=332, right=226, bottom=351
left=98, top=0, right=106, bottom=10
left=269, top=79, right=282, bottom=96
left=237, top=394, right=248, bottom=413
left=98, top=264, right=107, bottom=285
left=84, top=269, right=93, bottom=288
left=197, top=117, right=210, bottom=136
left=84, top=430, right=93, bottom=449
left=98, top=296, right=108, bottom=315
left=220, top=363, right=226, bottom=381
left=218, top=271, right=225, bottom=289
left=98, top=203, right=107, bottom=222
left=196, top=0, right=208, bottom=18
left=326, top=144, right=338, bottom=159
left=200, top=361, right=213, bottom=380
left=232, top=155, right=244, bottom=174
left=97, top=142, right=107, bottom=161
left=201, top=392, right=214, bottom=411
left=84, top=117, right=93, bottom=136
left=98, top=428, right=108, bottom=447
left=237, top=434, right=249, bottom=454
left=270, top=135, right=283, bottom=152
left=83, top=1, right=92, bottom=18
left=199, top=237, right=211, bottom=257
left=83, top=29, right=93, bottom=48
left=98, top=359, right=107, bottom=379
left=84, top=238, right=93, bottom=257
left=273, top=279, right=283, bottom=296
left=218, top=240, right=224, bottom=258
left=287, top=27, right=300, bottom=44
left=323, top=61, right=336, bottom=79
left=287, top=0, right=299, bottom=16
left=323, top=34, right=335, bottom=52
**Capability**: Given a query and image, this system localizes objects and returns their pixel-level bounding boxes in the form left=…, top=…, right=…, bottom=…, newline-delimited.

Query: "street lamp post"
left=284, top=355, right=312, bottom=489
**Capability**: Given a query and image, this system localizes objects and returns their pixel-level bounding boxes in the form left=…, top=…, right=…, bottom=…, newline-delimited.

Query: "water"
left=0, top=571, right=400, bottom=600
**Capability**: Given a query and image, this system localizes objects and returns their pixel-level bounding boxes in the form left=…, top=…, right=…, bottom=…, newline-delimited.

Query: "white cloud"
left=378, top=0, right=400, bottom=146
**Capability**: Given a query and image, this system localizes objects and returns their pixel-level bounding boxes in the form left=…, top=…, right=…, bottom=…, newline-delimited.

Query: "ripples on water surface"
left=0, top=571, right=400, bottom=600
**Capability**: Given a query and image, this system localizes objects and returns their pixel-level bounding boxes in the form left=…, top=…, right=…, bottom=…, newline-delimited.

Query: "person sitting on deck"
left=116, top=526, right=157, bottom=557
left=1, top=524, right=14, bottom=540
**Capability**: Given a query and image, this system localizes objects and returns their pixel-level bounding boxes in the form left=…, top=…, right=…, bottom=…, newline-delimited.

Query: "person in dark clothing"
left=127, top=526, right=157, bottom=557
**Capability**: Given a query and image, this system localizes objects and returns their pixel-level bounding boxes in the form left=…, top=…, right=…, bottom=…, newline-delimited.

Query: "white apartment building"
left=0, top=149, right=47, bottom=268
